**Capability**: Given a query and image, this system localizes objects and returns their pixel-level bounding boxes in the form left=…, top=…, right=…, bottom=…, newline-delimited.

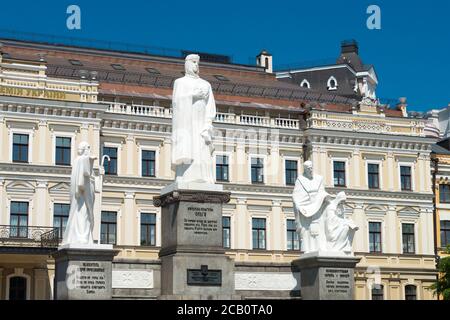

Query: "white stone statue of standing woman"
left=171, top=54, right=216, bottom=185
left=62, top=141, right=105, bottom=246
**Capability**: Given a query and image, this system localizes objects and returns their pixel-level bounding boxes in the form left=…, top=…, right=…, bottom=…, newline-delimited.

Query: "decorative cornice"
left=153, top=190, right=231, bottom=207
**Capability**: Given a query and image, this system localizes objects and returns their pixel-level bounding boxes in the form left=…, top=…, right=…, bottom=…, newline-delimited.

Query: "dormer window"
left=327, top=76, right=338, bottom=91
left=300, top=79, right=310, bottom=89
left=146, top=67, right=160, bottom=74
left=69, top=59, right=83, bottom=66
left=111, top=64, right=125, bottom=71
left=214, top=74, right=229, bottom=81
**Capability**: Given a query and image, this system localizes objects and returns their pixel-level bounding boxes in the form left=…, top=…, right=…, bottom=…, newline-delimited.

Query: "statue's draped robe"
left=171, top=75, right=216, bottom=184
left=292, top=174, right=329, bottom=252
left=62, top=154, right=95, bottom=245
left=325, top=194, right=357, bottom=252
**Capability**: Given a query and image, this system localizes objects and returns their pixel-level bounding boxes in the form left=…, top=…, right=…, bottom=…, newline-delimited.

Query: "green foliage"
left=430, top=245, right=450, bottom=300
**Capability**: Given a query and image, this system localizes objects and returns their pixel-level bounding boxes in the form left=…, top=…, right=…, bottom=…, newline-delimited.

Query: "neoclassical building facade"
left=0, top=38, right=437, bottom=300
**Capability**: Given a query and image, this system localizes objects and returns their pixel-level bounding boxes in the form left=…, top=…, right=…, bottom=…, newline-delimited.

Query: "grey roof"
left=432, top=144, right=450, bottom=155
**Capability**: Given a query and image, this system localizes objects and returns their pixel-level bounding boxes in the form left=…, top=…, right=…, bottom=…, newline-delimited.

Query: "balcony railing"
left=105, top=102, right=300, bottom=129
left=0, top=225, right=60, bottom=248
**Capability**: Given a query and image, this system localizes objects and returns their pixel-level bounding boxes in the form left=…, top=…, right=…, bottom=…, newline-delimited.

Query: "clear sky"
left=0, top=0, right=448, bottom=111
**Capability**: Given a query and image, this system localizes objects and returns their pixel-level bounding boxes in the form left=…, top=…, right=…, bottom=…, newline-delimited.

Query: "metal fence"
left=0, top=225, right=60, bottom=248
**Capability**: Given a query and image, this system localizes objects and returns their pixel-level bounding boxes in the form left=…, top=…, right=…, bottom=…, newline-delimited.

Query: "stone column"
left=35, top=180, right=48, bottom=226
left=91, top=123, right=101, bottom=161
left=236, top=143, right=247, bottom=184
left=123, top=191, right=136, bottom=246
left=269, top=146, right=281, bottom=185
left=37, top=120, right=48, bottom=164
left=162, top=138, right=172, bottom=179
left=235, top=197, right=248, bottom=250
left=387, top=152, right=395, bottom=191
left=80, top=123, right=89, bottom=144
left=126, top=135, right=135, bottom=176
left=271, top=199, right=283, bottom=251
left=352, top=203, right=366, bottom=253
left=386, top=205, right=398, bottom=253
left=352, top=149, right=361, bottom=188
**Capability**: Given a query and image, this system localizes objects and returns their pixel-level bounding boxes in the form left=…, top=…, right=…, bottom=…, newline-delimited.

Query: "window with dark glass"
left=251, top=158, right=264, bottom=184
left=222, top=216, right=231, bottom=249
left=142, top=150, right=156, bottom=177
left=286, top=219, right=300, bottom=251
left=10, top=201, right=28, bottom=238
left=333, top=161, right=346, bottom=187
left=441, top=221, right=450, bottom=247
left=101, top=211, right=117, bottom=245
left=368, top=163, right=380, bottom=189
left=405, top=285, right=417, bottom=300
left=285, top=160, right=298, bottom=186
left=216, top=155, right=229, bottom=182
left=439, top=185, right=450, bottom=203
left=13, top=134, right=29, bottom=163
left=369, top=222, right=382, bottom=253
left=140, top=213, right=156, bottom=246
left=372, top=285, right=384, bottom=300
left=111, top=64, right=125, bottom=71
left=9, top=277, right=27, bottom=300
left=252, top=218, right=266, bottom=250
left=402, top=223, right=415, bottom=254
left=400, top=166, right=412, bottom=191
left=103, top=147, right=117, bottom=175
left=53, top=203, right=70, bottom=239
left=55, top=137, right=71, bottom=165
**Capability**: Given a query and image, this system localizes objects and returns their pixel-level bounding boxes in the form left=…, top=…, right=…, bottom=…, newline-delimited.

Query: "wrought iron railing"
left=0, top=225, right=60, bottom=248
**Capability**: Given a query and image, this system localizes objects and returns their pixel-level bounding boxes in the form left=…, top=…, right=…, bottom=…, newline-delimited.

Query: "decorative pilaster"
left=236, top=197, right=248, bottom=249
left=124, top=191, right=136, bottom=246
left=271, top=199, right=283, bottom=251
left=126, top=135, right=135, bottom=176
left=35, top=180, right=48, bottom=226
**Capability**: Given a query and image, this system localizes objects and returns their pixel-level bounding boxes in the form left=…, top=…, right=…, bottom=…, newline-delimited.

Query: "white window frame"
left=367, top=219, right=385, bottom=254
left=52, top=132, right=76, bottom=166
left=285, top=216, right=299, bottom=251
left=138, top=209, right=158, bottom=247
left=300, top=79, right=310, bottom=89
left=5, top=268, right=31, bottom=300
left=366, top=160, right=383, bottom=190
left=403, top=283, right=420, bottom=300
left=213, top=151, right=232, bottom=182
left=283, top=156, right=301, bottom=186
left=100, top=207, right=120, bottom=245
left=249, top=154, right=267, bottom=184
left=102, top=142, right=121, bottom=176
left=327, top=76, right=338, bottom=91
left=139, top=146, right=159, bottom=178
left=10, top=128, right=33, bottom=163
left=222, top=213, right=232, bottom=249
left=398, top=162, right=415, bottom=191
left=331, top=157, right=349, bottom=187
left=400, top=220, right=418, bottom=255
left=7, top=198, right=33, bottom=227
left=249, top=214, right=269, bottom=250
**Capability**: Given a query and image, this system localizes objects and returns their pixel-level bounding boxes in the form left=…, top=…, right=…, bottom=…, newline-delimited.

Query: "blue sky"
left=0, top=0, right=448, bottom=111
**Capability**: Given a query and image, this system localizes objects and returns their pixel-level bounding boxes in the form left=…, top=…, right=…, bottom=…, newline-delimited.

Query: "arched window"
left=9, top=276, right=27, bottom=300
left=300, top=79, right=310, bottom=89
left=371, top=284, right=384, bottom=300
left=327, top=76, right=338, bottom=90
left=405, top=285, right=417, bottom=300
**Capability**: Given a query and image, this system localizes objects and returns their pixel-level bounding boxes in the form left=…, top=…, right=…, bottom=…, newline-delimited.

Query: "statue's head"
left=303, top=160, right=313, bottom=178
left=77, top=141, right=91, bottom=156
left=185, top=54, right=200, bottom=77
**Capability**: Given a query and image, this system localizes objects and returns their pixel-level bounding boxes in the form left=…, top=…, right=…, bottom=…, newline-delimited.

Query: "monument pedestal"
left=53, top=244, right=119, bottom=300
left=292, top=252, right=360, bottom=300
left=154, top=188, right=236, bottom=299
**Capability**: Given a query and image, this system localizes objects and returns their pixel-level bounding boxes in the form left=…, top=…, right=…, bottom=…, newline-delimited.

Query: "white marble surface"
left=235, top=272, right=300, bottom=291
left=58, top=243, right=113, bottom=250
left=161, top=181, right=223, bottom=195
left=112, top=270, right=154, bottom=289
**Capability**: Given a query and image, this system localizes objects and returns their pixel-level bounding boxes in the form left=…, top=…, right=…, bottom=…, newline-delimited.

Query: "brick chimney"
left=341, top=40, right=359, bottom=55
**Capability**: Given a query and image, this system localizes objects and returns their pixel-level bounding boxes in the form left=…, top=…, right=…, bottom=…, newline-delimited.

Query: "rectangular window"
left=369, top=222, right=382, bottom=253
left=103, top=147, right=118, bottom=175
left=286, top=219, right=300, bottom=250
left=400, top=166, right=412, bottom=191
left=439, top=185, right=450, bottom=203
left=285, top=160, right=298, bottom=186
left=140, top=213, right=156, bottom=246
left=252, top=218, right=266, bottom=250
left=53, top=203, right=70, bottom=239
left=10, top=201, right=28, bottom=238
left=405, top=285, right=417, bottom=300
left=402, top=223, right=415, bottom=254
left=12, top=134, right=29, bottom=163
left=216, top=155, right=229, bottom=182
left=372, top=285, right=384, bottom=300
left=55, top=137, right=71, bottom=165
left=367, top=163, right=380, bottom=189
left=441, top=221, right=450, bottom=247
left=251, top=157, right=264, bottom=184
left=142, top=150, right=156, bottom=177
left=101, top=211, right=117, bottom=245
left=333, top=161, right=346, bottom=187
left=222, top=216, right=231, bottom=249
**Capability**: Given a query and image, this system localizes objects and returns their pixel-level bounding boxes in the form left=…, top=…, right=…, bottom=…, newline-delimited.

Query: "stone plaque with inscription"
left=292, top=253, right=360, bottom=300
left=53, top=246, right=119, bottom=300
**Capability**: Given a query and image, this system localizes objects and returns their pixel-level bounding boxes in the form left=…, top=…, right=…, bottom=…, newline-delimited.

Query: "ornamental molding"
left=235, top=272, right=300, bottom=291
left=153, top=190, right=231, bottom=207
left=112, top=270, right=154, bottom=289
left=49, top=182, right=70, bottom=195
left=5, top=180, right=35, bottom=194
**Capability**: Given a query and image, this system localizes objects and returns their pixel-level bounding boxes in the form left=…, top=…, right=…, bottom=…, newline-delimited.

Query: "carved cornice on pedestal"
left=153, top=190, right=231, bottom=207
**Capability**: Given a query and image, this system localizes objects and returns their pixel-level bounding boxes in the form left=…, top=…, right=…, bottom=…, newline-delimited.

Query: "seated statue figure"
left=324, top=192, right=359, bottom=254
